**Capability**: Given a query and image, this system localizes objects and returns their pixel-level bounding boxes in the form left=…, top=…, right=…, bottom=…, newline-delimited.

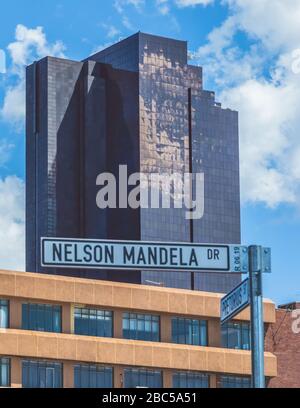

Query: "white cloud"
left=224, top=0, right=300, bottom=52
left=156, top=0, right=170, bottom=15
left=101, top=24, right=121, bottom=39
left=114, top=0, right=144, bottom=14
left=122, top=16, right=135, bottom=30
left=0, top=24, right=65, bottom=128
left=0, top=26, right=65, bottom=272
left=220, top=78, right=300, bottom=206
left=0, top=49, right=6, bottom=74
left=1, top=81, right=25, bottom=128
left=8, top=25, right=65, bottom=68
left=0, top=176, right=25, bottom=271
left=0, top=140, right=14, bottom=167
left=193, top=0, right=300, bottom=208
left=175, top=0, right=214, bottom=7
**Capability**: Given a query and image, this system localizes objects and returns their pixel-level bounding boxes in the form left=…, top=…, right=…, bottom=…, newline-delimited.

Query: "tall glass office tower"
left=26, top=32, right=240, bottom=293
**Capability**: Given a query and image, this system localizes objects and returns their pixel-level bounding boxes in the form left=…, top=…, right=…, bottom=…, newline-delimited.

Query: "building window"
left=22, top=303, right=61, bottom=333
left=124, top=368, right=162, bottom=388
left=22, top=360, right=62, bottom=388
left=74, top=308, right=113, bottom=337
left=171, top=318, right=207, bottom=346
left=220, top=375, right=251, bottom=388
left=173, top=372, right=209, bottom=388
left=221, top=322, right=250, bottom=350
left=123, top=313, right=160, bottom=342
left=0, top=358, right=10, bottom=387
left=0, top=299, right=9, bottom=328
left=74, top=364, right=113, bottom=388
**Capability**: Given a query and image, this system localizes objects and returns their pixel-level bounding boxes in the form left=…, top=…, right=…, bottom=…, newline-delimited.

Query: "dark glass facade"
left=74, top=364, right=113, bottom=388
left=26, top=32, right=241, bottom=294
left=22, top=360, right=62, bottom=388
left=91, top=33, right=241, bottom=293
left=26, top=56, right=140, bottom=284
left=173, top=372, right=209, bottom=388
left=0, top=358, right=10, bottom=387
left=172, top=317, right=207, bottom=346
left=123, top=368, right=162, bottom=388
left=221, top=321, right=250, bottom=350
left=0, top=299, right=9, bottom=328
left=220, top=375, right=251, bottom=388
left=22, top=303, right=61, bottom=333
left=123, top=313, right=160, bottom=341
left=74, top=307, right=113, bottom=337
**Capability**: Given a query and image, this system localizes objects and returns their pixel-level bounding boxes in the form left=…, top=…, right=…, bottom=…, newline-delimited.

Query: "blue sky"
left=0, top=0, right=300, bottom=305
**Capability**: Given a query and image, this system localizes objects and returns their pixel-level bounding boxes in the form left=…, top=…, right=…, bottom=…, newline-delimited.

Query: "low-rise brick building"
left=265, top=302, right=300, bottom=388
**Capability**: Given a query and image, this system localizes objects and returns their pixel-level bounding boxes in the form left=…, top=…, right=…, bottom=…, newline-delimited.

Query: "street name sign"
left=41, top=238, right=248, bottom=273
left=221, top=278, right=250, bottom=324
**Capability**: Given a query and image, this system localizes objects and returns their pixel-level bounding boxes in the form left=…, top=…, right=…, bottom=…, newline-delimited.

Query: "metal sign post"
left=249, top=245, right=266, bottom=389
left=221, top=245, right=271, bottom=389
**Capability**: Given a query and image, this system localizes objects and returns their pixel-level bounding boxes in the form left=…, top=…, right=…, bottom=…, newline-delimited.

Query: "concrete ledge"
left=0, top=270, right=276, bottom=322
left=0, top=329, right=277, bottom=377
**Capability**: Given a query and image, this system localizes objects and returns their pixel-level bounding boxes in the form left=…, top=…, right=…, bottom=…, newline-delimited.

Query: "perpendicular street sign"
left=221, top=278, right=250, bottom=324
left=41, top=237, right=248, bottom=273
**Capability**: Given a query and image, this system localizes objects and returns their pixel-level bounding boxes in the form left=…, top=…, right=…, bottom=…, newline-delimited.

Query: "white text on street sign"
left=221, top=278, right=250, bottom=324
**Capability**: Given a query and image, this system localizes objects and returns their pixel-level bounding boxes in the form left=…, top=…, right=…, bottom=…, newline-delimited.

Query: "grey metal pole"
left=249, top=245, right=265, bottom=388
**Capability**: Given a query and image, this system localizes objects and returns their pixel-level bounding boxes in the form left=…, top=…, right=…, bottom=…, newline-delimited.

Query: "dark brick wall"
left=265, top=303, right=300, bottom=388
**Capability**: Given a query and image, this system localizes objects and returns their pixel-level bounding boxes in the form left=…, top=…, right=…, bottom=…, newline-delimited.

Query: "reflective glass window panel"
left=74, top=308, right=113, bottom=338
left=0, top=299, right=9, bottom=328
left=0, top=358, right=10, bottom=387
left=74, top=364, right=113, bottom=388
left=22, top=303, right=61, bottom=333
left=221, top=322, right=250, bottom=350
left=220, top=376, right=251, bottom=388
left=172, top=318, right=207, bottom=346
left=22, top=360, right=62, bottom=388
left=123, top=313, right=160, bottom=342
left=124, top=368, right=162, bottom=388
left=173, top=372, right=209, bottom=388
